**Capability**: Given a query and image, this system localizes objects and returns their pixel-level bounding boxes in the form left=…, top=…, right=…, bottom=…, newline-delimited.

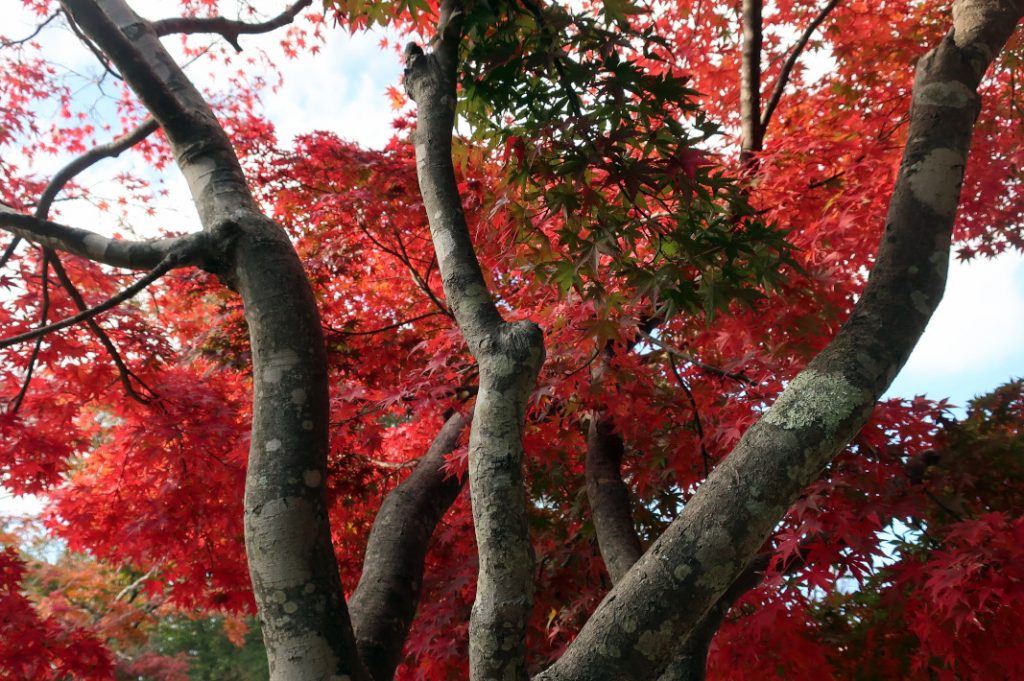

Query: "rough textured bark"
left=739, top=0, right=763, bottom=161
left=404, top=2, right=545, bottom=679
left=586, top=359, right=761, bottom=681
left=535, top=3, right=1024, bottom=679
left=58, top=2, right=369, bottom=679
left=349, top=411, right=469, bottom=681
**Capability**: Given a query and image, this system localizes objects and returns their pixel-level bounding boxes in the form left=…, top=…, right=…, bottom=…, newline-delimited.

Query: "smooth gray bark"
left=0, top=206, right=202, bottom=271
left=58, top=2, right=369, bottom=679
left=535, top=2, right=1024, bottom=679
left=404, top=2, right=545, bottom=678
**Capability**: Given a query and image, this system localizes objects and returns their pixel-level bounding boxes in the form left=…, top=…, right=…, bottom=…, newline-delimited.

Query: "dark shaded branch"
left=61, top=6, right=122, bottom=81
left=151, top=0, right=312, bottom=51
left=0, top=207, right=203, bottom=270
left=349, top=411, right=470, bottom=681
left=760, top=0, right=842, bottom=134
left=586, top=411, right=644, bottom=583
left=739, top=0, right=763, bottom=161
left=0, top=238, right=19, bottom=270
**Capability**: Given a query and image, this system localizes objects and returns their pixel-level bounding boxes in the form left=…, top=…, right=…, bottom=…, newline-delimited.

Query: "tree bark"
left=59, top=2, right=369, bottom=679
left=404, top=2, right=545, bottom=679
left=739, top=0, right=763, bottom=162
left=586, top=411, right=643, bottom=584
left=349, top=411, right=469, bottom=681
left=536, top=2, right=1024, bottom=679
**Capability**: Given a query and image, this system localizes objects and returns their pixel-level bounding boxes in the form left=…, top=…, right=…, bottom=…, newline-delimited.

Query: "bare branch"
left=36, top=118, right=160, bottom=219
left=586, top=411, right=643, bottom=583
left=9, top=253, right=52, bottom=413
left=151, top=0, right=312, bottom=51
left=667, top=355, right=710, bottom=478
left=325, top=311, right=443, bottom=338
left=350, top=411, right=470, bottom=681
left=49, top=253, right=156, bottom=403
left=0, top=238, right=19, bottom=270
left=760, top=0, right=842, bottom=135
left=0, top=207, right=204, bottom=270
left=0, top=248, right=188, bottom=350
left=1, top=12, right=60, bottom=48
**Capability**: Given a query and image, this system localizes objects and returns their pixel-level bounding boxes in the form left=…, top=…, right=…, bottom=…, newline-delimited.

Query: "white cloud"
left=0, top=491, right=44, bottom=519
left=899, top=251, right=1024, bottom=376
left=267, top=30, right=403, bottom=148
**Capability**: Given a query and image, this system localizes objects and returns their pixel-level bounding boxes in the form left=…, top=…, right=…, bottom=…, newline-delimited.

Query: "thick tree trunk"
left=404, top=2, right=545, bottom=679
left=536, top=2, right=1024, bottom=679
left=59, top=2, right=369, bottom=679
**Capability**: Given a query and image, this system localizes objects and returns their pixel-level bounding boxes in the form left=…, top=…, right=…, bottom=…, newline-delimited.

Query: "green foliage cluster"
left=147, top=616, right=268, bottom=681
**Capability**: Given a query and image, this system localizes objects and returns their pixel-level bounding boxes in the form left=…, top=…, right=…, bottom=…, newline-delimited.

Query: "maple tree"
left=1, top=0, right=1023, bottom=680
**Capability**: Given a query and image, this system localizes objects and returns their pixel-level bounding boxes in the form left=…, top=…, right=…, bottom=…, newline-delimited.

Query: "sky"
left=1, top=2, right=1022, bottom=515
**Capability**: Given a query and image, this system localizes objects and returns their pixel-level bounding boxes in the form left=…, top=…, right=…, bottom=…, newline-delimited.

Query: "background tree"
left=0, top=0, right=1022, bottom=680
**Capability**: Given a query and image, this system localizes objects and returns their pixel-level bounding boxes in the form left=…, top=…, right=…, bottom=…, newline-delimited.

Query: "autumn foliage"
left=1, top=0, right=1022, bottom=679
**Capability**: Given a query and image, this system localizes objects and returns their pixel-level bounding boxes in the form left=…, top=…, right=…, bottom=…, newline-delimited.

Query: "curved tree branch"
left=0, top=251, right=181, bottom=349
left=405, top=1, right=545, bottom=677
left=9, top=253, right=51, bottom=413
left=537, top=2, right=1024, bottom=679
left=48, top=254, right=156, bottom=402
left=760, top=0, right=842, bottom=135
left=151, top=0, right=312, bottom=51
left=59, top=2, right=368, bottom=678
left=0, top=207, right=203, bottom=270
left=350, top=410, right=470, bottom=681
left=37, top=118, right=159, bottom=219
left=15, top=118, right=162, bottom=403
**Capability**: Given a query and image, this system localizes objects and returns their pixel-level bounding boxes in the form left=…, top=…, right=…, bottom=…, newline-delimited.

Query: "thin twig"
left=325, top=311, right=443, bottom=337
left=638, top=330, right=755, bottom=385
left=35, top=118, right=159, bottom=218
left=152, top=0, right=312, bottom=52
left=62, top=7, right=122, bottom=81
left=0, top=238, right=19, bottom=270
left=49, top=254, right=156, bottom=402
left=0, top=253, right=181, bottom=350
left=668, top=354, right=710, bottom=477
left=760, top=0, right=842, bottom=134
left=10, top=253, right=52, bottom=413
left=1, top=12, right=59, bottom=48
